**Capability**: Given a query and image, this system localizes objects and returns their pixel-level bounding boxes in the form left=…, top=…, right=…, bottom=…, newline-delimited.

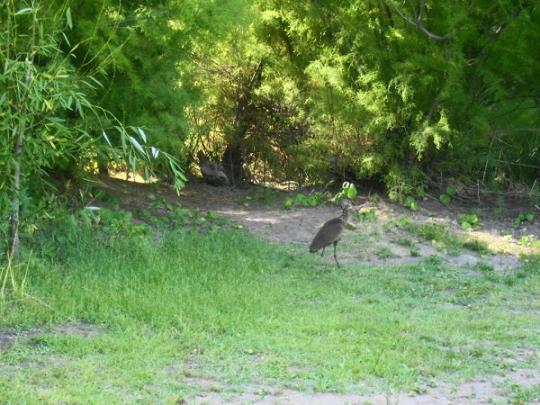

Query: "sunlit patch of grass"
left=392, top=217, right=493, bottom=255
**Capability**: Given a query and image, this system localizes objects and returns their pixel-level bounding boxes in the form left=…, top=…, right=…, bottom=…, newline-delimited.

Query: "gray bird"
left=309, top=199, right=352, bottom=267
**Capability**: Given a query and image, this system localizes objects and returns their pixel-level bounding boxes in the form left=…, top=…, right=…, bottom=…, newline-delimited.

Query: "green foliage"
left=439, top=186, right=456, bottom=206
left=415, top=186, right=427, bottom=199
left=0, top=1, right=189, bottom=258
left=513, top=212, right=535, bottom=229
left=474, top=262, right=495, bottom=273
left=3, top=0, right=540, bottom=250
left=404, top=196, right=418, bottom=211
left=334, top=182, right=358, bottom=203
left=284, top=191, right=330, bottom=208
left=252, top=0, right=540, bottom=189
left=518, top=235, right=540, bottom=248
left=240, top=187, right=281, bottom=206
left=392, top=234, right=421, bottom=256
left=459, top=214, right=480, bottom=231
left=355, top=209, right=377, bottom=222
left=508, top=383, right=540, bottom=404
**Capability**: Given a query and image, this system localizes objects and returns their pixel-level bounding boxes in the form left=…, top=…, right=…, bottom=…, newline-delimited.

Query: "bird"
left=309, top=199, right=352, bottom=267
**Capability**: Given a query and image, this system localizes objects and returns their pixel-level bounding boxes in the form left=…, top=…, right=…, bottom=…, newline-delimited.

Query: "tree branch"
left=387, top=1, right=453, bottom=41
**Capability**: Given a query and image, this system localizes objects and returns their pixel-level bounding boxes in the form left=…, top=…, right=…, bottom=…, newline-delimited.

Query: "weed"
left=513, top=212, right=535, bottom=229
left=367, top=193, right=381, bottom=204
left=393, top=236, right=421, bottom=257
left=518, top=235, right=540, bottom=248
left=463, top=238, right=490, bottom=254
left=439, top=186, right=456, bottom=206
left=393, top=218, right=490, bottom=255
left=284, top=191, right=330, bottom=208
left=403, top=196, right=418, bottom=211
left=375, top=246, right=398, bottom=259
left=508, top=383, right=540, bottom=404
left=334, top=182, right=358, bottom=203
left=416, top=223, right=461, bottom=249
left=356, top=209, right=377, bottom=222
left=459, top=213, right=480, bottom=231
left=474, top=261, right=494, bottom=272
left=240, top=187, right=280, bottom=206
left=410, top=247, right=421, bottom=257
left=392, top=236, right=416, bottom=249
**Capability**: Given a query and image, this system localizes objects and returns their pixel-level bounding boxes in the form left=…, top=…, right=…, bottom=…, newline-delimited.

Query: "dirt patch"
left=177, top=183, right=535, bottom=271
left=174, top=368, right=540, bottom=404
left=0, top=323, right=105, bottom=351
left=96, top=178, right=539, bottom=271
left=0, top=329, right=19, bottom=352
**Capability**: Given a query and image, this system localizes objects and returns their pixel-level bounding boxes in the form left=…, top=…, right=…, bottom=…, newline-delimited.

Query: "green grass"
left=0, top=211, right=539, bottom=402
left=375, top=246, right=398, bottom=259
left=508, top=383, right=540, bottom=404
left=391, top=236, right=421, bottom=257
left=393, top=217, right=490, bottom=255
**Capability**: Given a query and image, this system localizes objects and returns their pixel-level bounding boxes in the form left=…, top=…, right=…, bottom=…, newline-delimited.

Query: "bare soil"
left=0, top=323, right=105, bottom=351
left=100, top=178, right=540, bottom=273
left=174, top=367, right=540, bottom=404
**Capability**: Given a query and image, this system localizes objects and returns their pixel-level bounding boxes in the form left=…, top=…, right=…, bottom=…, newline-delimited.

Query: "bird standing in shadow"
left=309, top=199, right=352, bottom=267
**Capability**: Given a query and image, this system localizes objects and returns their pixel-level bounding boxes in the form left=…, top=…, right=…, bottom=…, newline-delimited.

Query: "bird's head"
left=340, top=198, right=352, bottom=210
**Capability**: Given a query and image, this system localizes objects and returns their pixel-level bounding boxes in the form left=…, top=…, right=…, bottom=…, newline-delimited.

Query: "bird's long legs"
left=321, top=247, right=326, bottom=257
left=333, top=241, right=340, bottom=267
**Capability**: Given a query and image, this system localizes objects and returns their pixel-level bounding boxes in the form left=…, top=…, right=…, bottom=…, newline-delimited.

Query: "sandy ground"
left=165, top=181, right=539, bottom=273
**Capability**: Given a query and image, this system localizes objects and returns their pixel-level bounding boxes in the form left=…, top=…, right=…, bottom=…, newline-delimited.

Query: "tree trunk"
left=98, top=159, right=109, bottom=175
left=222, top=144, right=243, bottom=186
left=6, top=3, right=36, bottom=260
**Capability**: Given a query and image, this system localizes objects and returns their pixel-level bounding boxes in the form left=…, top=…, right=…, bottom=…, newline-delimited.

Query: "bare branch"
left=386, top=1, right=453, bottom=41
left=418, top=0, right=426, bottom=20
left=417, top=23, right=453, bottom=41
left=391, top=3, right=416, bottom=26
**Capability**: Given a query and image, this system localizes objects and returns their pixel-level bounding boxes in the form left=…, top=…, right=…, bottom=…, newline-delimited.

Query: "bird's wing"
left=309, top=218, right=344, bottom=252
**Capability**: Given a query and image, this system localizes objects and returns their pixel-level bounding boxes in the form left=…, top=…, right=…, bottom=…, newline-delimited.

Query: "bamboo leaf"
left=102, top=132, right=112, bottom=146
left=129, top=136, right=146, bottom=155
left=137, top=127, right=147, bottom=143
left=66, top=7, right=73, bottom=29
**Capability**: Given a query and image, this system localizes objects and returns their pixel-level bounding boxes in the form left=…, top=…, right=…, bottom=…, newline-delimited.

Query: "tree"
left=0, top=1, right=186, bottom=259
left=254, top=0, right=540, bottom=195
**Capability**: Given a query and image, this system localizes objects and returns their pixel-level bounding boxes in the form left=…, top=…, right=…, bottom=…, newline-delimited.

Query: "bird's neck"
left=340, top=208, right=350, bottom=222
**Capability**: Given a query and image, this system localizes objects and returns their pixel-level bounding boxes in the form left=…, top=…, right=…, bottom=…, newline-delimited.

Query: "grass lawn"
left=0, top=209, right=539, bottom=402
